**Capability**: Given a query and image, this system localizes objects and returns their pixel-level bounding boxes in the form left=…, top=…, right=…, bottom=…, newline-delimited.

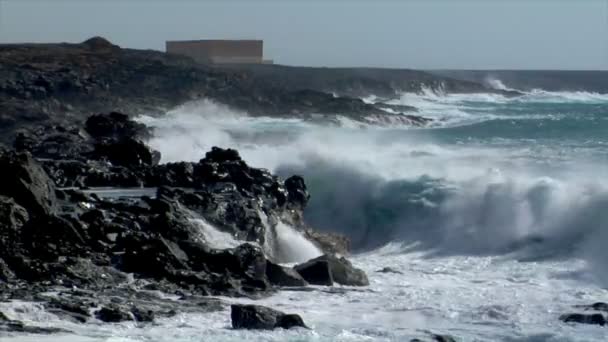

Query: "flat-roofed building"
left=165, top=39, right=265, bottom=64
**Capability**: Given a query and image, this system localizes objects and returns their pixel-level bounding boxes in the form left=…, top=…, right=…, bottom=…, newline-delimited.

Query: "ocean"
left=3, top=83, right=608, bottom=341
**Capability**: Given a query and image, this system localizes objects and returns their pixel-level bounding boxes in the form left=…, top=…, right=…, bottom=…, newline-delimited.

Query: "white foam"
left=190, top=218, right=240, bottom=250
left=273, top=222, right=322, bottom=263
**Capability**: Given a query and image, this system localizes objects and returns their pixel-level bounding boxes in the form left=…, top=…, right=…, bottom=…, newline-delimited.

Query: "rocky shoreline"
left=1, top=37, right=599, bottom=341
left=0, top=36, right=520, bottom=146
left=0, top=111, right=369, bottom=334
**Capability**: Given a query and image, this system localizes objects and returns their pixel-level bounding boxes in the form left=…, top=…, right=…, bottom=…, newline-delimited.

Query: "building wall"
left=166, top=40, right=263, bottom=64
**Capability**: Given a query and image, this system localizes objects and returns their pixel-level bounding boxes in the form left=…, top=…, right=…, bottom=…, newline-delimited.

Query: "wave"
left=139, top=97, right=608, bottom=285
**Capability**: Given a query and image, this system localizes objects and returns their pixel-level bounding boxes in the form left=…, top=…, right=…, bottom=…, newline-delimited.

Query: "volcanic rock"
left=230, top=304, right=307, bottom=330
left=560, top=313, right=606, bottom=326
left=266, top=260, right=308, bottom=287
left=295, top=254, right=369, bottom=286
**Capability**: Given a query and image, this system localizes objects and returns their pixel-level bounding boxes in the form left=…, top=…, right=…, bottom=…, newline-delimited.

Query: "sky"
left=0, top=0, right=607, bottom=70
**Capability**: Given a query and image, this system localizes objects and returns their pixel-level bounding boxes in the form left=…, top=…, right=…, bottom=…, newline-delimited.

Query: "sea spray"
left=190, top=218, right=240, bottom=250
left=260, top=210, right=321, bottom=263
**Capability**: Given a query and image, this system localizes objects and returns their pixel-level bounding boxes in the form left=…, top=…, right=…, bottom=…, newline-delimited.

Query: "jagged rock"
left=284, top=175, right=309, bottom=208
left=204, top=146, right=241, bottom=163
left=85, top=112, right=151, bottom=141
left=0, top=151, right=57, bottom=217
left=293, top=259, right=333, bottom=286
left=131, top=306, right=155, bottom=322
left=295, top=254, right=369, bottom=286
left=95, top=304, right=133, bottom=323
left=266, top=261, right=308, bottom=287
left=0, top=195, right=29, bottom=232
left=92, top=137, right=161, bottom=167
left=304, top=230, right=350, bottom=256
left=560, top=313, right=606, bottom=326
left=230, top=304, right=307, bottom=330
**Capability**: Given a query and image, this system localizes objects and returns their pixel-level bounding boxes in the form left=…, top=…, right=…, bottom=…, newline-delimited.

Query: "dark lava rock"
left=85, top=112, right=151, bottom=141
left=231, top=304, right=307, bottom=330
left=275, top=314, right=308, bottom=329
left=410, top=332, right=457, bottom=342
left=92, top=137, right=161, bottom=167
left=295, top=254, right=369, bottom=286
left=95, top=304, right=133, bottom=323
left=560, top=313, right=606, bottom=326
left=0, top=151, right=57, bottom=217
left=266, top=260, right=308, bottom=287
left=131, top=306, right=155, bottom=322
left=204, top=146, right=241, bottom=163
left=294, top=259, right=333, bottom=286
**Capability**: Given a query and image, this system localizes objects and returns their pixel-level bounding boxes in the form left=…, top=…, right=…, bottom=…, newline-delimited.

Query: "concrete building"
left=165, top=39, right=267, bottom=64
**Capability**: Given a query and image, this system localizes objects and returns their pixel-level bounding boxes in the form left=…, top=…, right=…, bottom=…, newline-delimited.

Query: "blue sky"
left=1, top=0, right=606, bottom=69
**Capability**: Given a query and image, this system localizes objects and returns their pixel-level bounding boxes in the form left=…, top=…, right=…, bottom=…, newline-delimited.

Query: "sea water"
left=3, top=84, right=608, bottom=341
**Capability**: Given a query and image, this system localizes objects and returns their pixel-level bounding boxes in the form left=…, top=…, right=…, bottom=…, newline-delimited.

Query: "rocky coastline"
left=0, top=111, right=368, bottom=334
left=0, top=36, right=518, bottom=146
left=1, top=37, right=596, bottom=341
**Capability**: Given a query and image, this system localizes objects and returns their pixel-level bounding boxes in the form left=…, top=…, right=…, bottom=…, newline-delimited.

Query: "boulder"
left=294, top=259, right=333, bottom=286
left=92, top=137, right=160, bottom=167
left=131, top=306, right=155, bottom=322
left=95, top=304, right=133, bottom=323
left=266, top=261, right=308, bottom=287
left=294, top=254, right=369, bottom=286
left=560, top=313, right=606, bottom=326
left=0, top=151, right=57, bottom=217
left=85, top=112, right=151, bottom=141
left=230, top=304, right=307, bottom=330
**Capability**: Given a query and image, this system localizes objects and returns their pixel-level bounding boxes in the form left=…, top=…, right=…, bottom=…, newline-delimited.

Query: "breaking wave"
left=140, top=89, right=608, bottom=284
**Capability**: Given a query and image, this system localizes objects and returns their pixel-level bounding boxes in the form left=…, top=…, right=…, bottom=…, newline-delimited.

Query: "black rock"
left=410, top=332, right=457, bottom=342
left=294, top=259, right=333, bottom=286
left=95, top=304, right=133, bottom=323
left=131, top=306, right=155, bottom=322
left=204, top=146, right=242, bottom=163
left=85, top=112, right=151, bottom=141
left=295, top=254, right=369, bottom=286
left=276, top=314, right=308, bottom=329
left=92, top=137, right=161, bottom=167
left=230, top=304, right=307, bottom=330
left=266, top=260, right=308, bottom=287
left=285, top=175, right=310, bottom=208
left=0, top=151, right=57, bottom=217
left=560, top=313, right=606, bottom=326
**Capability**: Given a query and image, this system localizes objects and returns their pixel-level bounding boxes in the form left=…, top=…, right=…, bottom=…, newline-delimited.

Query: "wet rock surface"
left=295, top=254, right=369, bottom=286
left=0, top=112, right=364, bottom=333
left=230, top=304, right=308, bottom=330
